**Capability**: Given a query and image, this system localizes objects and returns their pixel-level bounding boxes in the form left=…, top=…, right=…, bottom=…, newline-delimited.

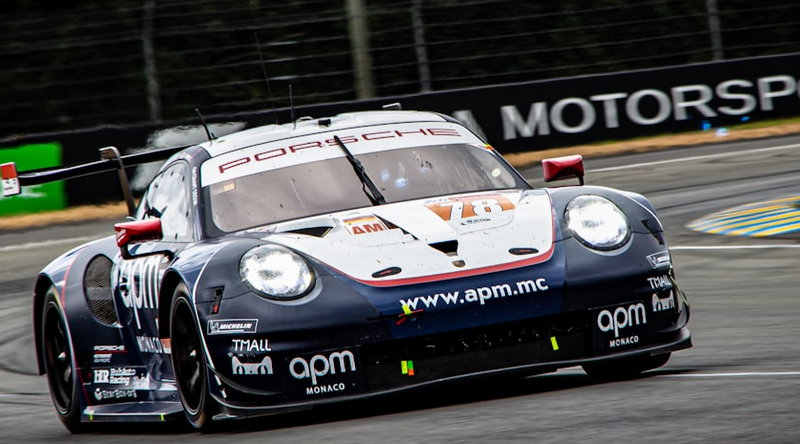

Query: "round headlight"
left=240, top=244, right=314, bottom=300
left=565, top=195, right=630, bottom=250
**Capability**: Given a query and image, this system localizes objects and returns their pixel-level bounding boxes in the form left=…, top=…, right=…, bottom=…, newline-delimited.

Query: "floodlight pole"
left=706, top=0, right=724, bottom=61
left=346, top=0, right=375, bottom=99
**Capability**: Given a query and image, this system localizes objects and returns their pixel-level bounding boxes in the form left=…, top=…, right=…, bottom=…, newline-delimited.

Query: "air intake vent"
left=430, top=240, right=458, bottom=255
left=84, top=255, right=118, bottom=326
left=286, top=226, right=332, bottom=237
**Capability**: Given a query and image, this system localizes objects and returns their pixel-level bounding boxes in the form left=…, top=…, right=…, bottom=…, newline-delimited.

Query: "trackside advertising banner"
left=295, top=52, right=800, bottom=152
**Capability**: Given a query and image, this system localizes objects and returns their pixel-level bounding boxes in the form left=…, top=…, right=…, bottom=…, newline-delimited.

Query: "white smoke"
left=130, top=122, right=245, bottom=191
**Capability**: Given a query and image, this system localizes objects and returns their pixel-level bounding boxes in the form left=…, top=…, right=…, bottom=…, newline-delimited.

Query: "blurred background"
left=2, top=0, right=800, bottom=141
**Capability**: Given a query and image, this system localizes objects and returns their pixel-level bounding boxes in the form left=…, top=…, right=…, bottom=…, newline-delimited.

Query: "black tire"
left=170, top=284, right=218, bottom=432
left=42, top=287, right=85, bottom=433
left=582, top=352, right=671, bottom=381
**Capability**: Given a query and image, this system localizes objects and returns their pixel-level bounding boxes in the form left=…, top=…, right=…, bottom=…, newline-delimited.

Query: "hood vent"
left=286, top=226, right=333, bottom=238
left=509, top=247, right=539, bottom=256
left=430, top=240, right=458, bottom=256
left=372, top=266, right=402, bottom=279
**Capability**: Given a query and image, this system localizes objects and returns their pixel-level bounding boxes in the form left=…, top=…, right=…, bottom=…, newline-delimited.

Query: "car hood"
left=254, top=189, right=556, bottom=286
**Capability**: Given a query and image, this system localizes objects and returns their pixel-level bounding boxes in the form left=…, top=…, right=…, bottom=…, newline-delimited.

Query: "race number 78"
left=426, top=195, right=515, bottom=221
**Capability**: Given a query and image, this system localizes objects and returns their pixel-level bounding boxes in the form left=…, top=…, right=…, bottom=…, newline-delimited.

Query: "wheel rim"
left=44, top=303, right=73, bottom=413
left=172, top=298, right=205, bottom=415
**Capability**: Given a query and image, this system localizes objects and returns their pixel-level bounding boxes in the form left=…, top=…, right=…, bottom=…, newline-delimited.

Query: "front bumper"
left=207, top=283, right=690, bottom=418
left=201, top=232, right=690, bottom=418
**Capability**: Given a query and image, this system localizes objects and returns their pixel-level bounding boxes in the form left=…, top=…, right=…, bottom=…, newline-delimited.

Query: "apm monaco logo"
left=289, top=350, right=357, bottom=386
left=597, top=303, right=647, bottom=338
left=597, top=303, right=647, bottom=349
left=284, top=349, right=366, bottom=399
left=208, top=319, right=258, bottom=335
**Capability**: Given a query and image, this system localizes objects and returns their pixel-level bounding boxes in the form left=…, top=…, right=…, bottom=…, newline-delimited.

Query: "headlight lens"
left=565, top=195, right=630, bottom=250
left=240, top=244, right=314, bottom=300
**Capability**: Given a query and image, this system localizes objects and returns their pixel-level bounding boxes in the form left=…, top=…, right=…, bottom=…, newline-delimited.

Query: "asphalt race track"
left=0, top=135, right=799, bottom=443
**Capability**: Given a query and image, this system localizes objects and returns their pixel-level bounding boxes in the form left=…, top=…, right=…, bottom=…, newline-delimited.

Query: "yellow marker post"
left=550, top=336, right=559, bottom=351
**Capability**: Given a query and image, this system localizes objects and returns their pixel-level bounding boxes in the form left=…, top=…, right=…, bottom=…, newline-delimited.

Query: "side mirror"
left=542, top=155, right=585, bottom=185
left=115, top=218, right=163, bottom=259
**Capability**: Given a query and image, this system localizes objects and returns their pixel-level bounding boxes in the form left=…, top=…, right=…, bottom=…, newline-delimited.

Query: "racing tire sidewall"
left=170, top=283, right=217, bottom=432
left=42, top=287, right=85, bottom=433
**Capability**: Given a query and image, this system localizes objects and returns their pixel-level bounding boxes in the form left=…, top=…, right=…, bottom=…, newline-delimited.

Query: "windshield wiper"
left=333, top=135, right=386, bottom=205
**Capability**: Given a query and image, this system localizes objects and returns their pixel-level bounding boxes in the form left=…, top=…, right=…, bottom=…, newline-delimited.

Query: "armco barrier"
left=2, top=53, right=799, bottom=209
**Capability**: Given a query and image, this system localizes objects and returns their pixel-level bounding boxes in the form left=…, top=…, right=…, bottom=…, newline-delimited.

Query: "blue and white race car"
left=3, top=108, right=690, bottom=432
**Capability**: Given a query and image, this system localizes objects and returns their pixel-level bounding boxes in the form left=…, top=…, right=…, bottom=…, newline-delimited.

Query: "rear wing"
left=1, top=145, right=188, bottom=216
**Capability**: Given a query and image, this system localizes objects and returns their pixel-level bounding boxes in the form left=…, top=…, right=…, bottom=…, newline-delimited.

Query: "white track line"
left=671, top=244, right=800, bottom=250
left=0, top=236, right=101, bottom=252
left=660, top=371, right=800, bottom=378
left=590, top=142, right=800, bottom=172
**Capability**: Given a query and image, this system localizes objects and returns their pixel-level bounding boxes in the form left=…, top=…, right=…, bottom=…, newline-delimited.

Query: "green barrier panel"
left=0, top=143, right=65, bottom=216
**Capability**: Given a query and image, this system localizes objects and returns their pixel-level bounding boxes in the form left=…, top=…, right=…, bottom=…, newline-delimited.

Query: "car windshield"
left=205, top=143, right=527, bottom=233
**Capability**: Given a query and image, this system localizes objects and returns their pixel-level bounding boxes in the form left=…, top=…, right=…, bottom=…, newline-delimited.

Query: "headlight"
left=240, top=244, right=314, bottom=300
left=565, top=195, right=630, bottom=250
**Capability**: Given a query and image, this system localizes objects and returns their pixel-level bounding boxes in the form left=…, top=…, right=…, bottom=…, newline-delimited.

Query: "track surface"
left=1, top=135, right=799, bottom=443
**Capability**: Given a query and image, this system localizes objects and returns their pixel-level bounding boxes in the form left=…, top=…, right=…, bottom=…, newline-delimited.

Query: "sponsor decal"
left=93, top=369, right=109, bottom=383
left=284, top=349, right=366, bottom=399
left=304, top=382, right=347, bottom=395
left=191, top=167, right=198, bottom=206
left=1, top=163, right=19, bottom=196
left=93, top=368, right=138, bottom=385
left=646, top=251, right=671, bottom=268
left=136, top=335, right=171, bottom=354
left=399, top=278, right=548, bottom=312
left=94, top=354, right=113, bottom=364
left=93, top=345, right=126, bottom=363
left=425, top=194, right=515, bottom=222
left=652, top=292, right=676, bottom=313
left=647, top=275, right=671, bottom=290
left=596, top=303, right=647, bottom=339
left=401, top=360, right=415, bottom=376
left=289, top=350, right=357, bottom=386
left=214, top=126, right=463, bottom=175
left=208, top=319, right=259, bottom=335
left=460, top=217, right=491, bottom=225
left=231, top=356, right=273, bottom=375
left=115, top=255, right=165, bottom=330
left=232, top=338, right=271, bottom=353
left=93, top=345, right=126, bottom=352
left=343, top=216, right=388, bottom=235
left=609, top=335, right=640, bottom=348
left=94, top=388, right=136, bottom=401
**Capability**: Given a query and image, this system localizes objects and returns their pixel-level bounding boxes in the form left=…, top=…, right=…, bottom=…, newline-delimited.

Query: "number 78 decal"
left=425, top=195, right=515, bottom=221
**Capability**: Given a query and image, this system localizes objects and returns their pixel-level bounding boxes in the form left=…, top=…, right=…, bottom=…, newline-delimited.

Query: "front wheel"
left=582, top=352, right=671, bottom=381
left=42, top=286, right=85, bottom=433
left=170, top=284, right=218, bottom=432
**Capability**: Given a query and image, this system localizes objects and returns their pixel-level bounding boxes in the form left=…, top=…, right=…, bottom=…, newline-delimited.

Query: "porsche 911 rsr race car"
left=2, top=109, right=690, bottom=433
